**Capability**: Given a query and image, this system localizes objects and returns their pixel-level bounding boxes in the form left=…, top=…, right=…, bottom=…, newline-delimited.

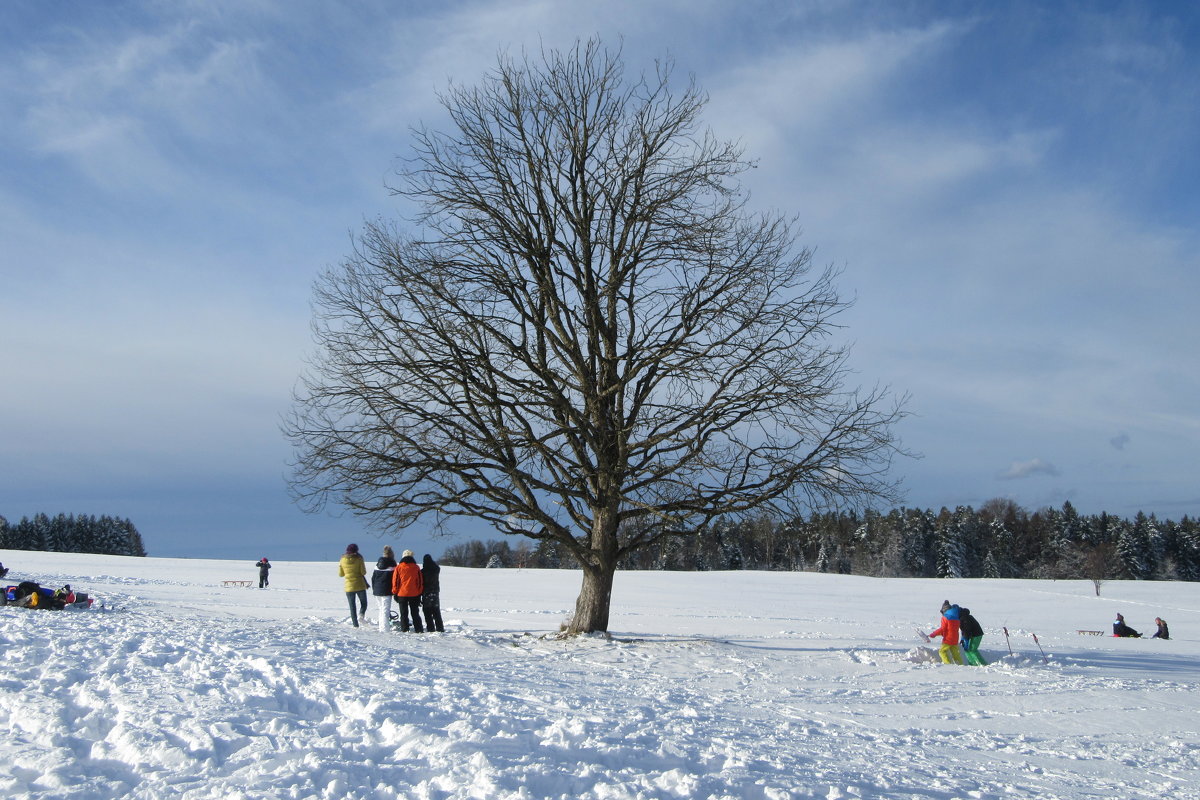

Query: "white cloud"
left=2, top=0, right=1198, bottom=538
left=998, top=458, right=1061, bottom=481
left=705, top=21, right=963, bottom=162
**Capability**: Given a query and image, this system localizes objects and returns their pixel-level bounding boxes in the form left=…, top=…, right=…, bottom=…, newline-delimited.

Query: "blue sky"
left=2, top=0, right=1197, bottom=562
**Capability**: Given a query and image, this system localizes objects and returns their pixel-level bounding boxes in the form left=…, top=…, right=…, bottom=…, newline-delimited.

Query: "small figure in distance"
left=1151, top=617, right=1170, bottom=640
left=928, top=600, right=963, bottom=665
left=256, top=557, right=271, bottom=588
left=392, top=549, right=424, bottom=633
left=1113, top=613, right=1142, bottom=638
left=0, top=562, right=8, bottom=579
left=421, top=554, right=445, bottom=633
left=339, top=543, right=369, bottom=628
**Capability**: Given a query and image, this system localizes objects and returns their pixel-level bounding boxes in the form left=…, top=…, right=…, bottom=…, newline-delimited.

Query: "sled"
left=65, top=592, right=95, bottom=609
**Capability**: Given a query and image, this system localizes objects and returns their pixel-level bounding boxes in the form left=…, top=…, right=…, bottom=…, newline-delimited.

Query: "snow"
left=2, top=549, right=1198, bottom=799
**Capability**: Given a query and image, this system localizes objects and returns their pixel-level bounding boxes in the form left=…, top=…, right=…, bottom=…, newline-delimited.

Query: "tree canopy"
left=287, top=40, right=905, bottom=632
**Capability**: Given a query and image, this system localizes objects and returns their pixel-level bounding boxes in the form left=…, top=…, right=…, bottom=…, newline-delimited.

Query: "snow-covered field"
left=1, top=549, right=1197, bottom=799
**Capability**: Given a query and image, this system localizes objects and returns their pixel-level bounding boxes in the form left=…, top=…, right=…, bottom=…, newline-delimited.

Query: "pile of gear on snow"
left=2, top=581, right=94, bottom=610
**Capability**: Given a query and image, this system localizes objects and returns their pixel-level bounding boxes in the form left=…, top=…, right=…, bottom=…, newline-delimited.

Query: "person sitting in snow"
left=958, top=606, right=988, bottom=666
left=1113, top=613, right=1141, bottom=638
left=1151, top=617, right=1170, bottom=640
left=0, top=562, right=8, bottom=579
left=10, top=582, right=58, bottom=609
left=256, top=557, right=271, bottom=588
left=928, top=600, right=963, bottom=664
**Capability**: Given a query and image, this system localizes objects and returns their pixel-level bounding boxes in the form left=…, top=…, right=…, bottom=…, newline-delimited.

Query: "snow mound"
left=902, top=645, right=942, bottom=664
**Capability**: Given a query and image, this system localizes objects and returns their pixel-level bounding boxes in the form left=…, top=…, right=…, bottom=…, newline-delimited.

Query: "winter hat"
left=346, top=543, right=359, bottom=554
left=940, top=600, right=951, bottom=612
left=402, top=549, right=414, bottom=557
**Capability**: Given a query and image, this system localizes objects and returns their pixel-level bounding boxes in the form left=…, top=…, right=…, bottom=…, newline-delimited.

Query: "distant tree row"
left=0, top=513, right=147, bottom=557
left=440, top=500, right=1200, bottom=582
left=441, top=539, right=531, bottom=570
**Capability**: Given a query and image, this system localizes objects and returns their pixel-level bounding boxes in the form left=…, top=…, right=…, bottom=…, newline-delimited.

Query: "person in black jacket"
left=421, top=554, right=445, bottom=633
left=256, top=557, right=271, bottom=588
left=1151, top=617, right=1170, bottom=640
left=371, top=546, right=398, bottom=633
left=1113, top=613, right=1141, bottom=637
left=958, top=606, right=987, bottom=666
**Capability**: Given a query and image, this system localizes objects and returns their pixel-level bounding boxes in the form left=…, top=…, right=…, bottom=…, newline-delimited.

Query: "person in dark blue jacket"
left=1113, top=613, right=1141, bottom=637
left=371, top=546, right=398, bottom=633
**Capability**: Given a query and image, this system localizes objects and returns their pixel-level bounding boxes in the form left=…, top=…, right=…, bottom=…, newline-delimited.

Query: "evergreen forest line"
left=0, top=513, right=147, bottom=558
left=440, top=500, right=1200, bottom=582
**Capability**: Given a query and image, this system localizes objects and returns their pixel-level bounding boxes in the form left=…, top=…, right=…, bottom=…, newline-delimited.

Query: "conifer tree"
left=935, top=508, right=969, bottom=579
left=1116, top=516, right=1149, bottom=580
left=815, top=540, right=830, bottom=573
left=982, top=550, right=1002, bottom=579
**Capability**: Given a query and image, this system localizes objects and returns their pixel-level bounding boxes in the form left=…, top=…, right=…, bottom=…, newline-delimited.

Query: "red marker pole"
left=1032, top=632, right=1048, bottom=664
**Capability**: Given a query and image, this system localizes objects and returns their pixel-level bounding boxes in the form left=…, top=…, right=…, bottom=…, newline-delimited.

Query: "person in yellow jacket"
left=338, top=543, right=368, bottom=627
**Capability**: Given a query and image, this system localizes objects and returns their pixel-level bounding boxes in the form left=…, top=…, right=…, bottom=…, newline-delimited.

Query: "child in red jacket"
left=391, top=550, right=425, bottom=633
left=928, top=600, right=963, bottom=664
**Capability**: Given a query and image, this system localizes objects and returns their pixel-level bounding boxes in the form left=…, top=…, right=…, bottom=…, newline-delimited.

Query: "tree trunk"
left=569, top=562, right=616, bottom=634
left=568, top=511, right=620, bottom=634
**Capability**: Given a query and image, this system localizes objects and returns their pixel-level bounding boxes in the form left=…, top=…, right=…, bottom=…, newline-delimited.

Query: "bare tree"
left=1083, top=541, right=1117, bottom=596
left=286, top=40, right=906, bottom=633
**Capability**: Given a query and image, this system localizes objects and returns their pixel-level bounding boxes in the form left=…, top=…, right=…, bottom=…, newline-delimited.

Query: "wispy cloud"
left=12, top=21, right=270, bottom=191
left=1, top=1, right=1198, bottom=558
left=998, top=458, right=1062, bottom=481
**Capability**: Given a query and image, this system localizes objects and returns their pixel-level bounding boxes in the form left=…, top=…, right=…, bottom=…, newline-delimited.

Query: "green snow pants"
left=963, top=635, right=988, bottom=666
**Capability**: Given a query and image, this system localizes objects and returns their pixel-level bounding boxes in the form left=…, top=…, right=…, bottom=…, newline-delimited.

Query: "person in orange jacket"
left=391, top=550, right=425, bottom=633
left=928, top=600, right=963, bottom=664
